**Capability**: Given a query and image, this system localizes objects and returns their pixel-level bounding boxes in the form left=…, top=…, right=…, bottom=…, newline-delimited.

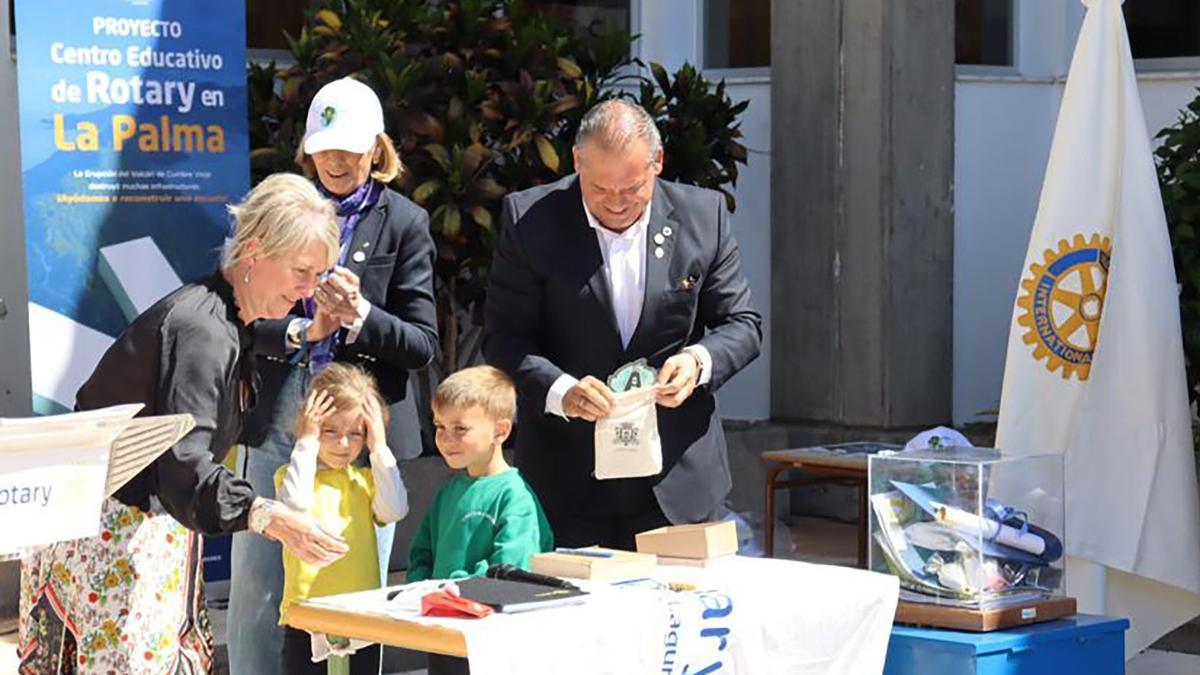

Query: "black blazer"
left=243, top=187, right=439, bottom=446
left=483, top=175, right=762, bottom=524
left=77, top=274, right=257, bottom=535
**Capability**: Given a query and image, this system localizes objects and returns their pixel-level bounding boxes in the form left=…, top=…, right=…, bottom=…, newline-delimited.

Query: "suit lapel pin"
left=654, top=233, right=665, bottom=245
left=654, top=246, right=664, bottom=259
left=352, top=250, right=367, bottom=263
left=662, top=226, right=672, bottom=237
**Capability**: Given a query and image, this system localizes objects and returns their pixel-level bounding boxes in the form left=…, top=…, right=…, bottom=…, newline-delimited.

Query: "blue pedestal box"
left=883, top=614, right=1129, bottom=675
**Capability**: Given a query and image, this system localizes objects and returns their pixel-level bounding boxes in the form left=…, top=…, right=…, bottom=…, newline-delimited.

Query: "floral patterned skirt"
left=19, top=497, right=212, bottom=675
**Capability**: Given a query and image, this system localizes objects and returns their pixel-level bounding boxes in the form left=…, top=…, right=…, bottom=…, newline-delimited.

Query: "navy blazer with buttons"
left=483, top=175, right=761, bottom=526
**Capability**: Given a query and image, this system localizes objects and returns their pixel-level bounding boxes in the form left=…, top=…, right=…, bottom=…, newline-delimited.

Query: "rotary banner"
left=14, top=0, right=248, bottom=414
left=996, top=0, right=1200, bottom=655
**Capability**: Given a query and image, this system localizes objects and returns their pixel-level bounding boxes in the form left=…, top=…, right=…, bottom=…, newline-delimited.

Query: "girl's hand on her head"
left=362, top=396, right=388, bottom=452
left=295, top=388, right=336, bottom=442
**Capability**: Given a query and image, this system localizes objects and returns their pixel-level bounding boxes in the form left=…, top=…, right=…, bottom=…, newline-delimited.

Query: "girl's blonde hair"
left=296, top=132, right=404, bottom=185
left=310, top=363, right=390, bottom=427
left=222, top=173, right=339, bottom=270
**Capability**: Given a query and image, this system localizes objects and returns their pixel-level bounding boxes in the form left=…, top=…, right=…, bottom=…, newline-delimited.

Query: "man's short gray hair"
left=574, top=99, right=662, bottom=166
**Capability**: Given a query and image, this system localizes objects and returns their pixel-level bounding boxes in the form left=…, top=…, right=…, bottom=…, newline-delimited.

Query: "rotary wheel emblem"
left=1016, top=233, right=1112, bottom=381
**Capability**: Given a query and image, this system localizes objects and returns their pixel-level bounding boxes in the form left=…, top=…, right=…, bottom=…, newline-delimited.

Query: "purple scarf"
left=304, top=179, right=384, bottom=369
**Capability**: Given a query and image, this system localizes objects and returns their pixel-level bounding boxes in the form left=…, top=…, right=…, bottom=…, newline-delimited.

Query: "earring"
left=243, top=267, right=251, bottom=284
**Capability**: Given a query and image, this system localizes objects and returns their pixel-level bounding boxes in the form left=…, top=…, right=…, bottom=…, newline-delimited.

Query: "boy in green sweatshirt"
left=406, top=365, right=553, bottom=582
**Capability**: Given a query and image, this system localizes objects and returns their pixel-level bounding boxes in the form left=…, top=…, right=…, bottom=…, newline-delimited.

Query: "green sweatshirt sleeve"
left=486, top=491, right=550, bottom=571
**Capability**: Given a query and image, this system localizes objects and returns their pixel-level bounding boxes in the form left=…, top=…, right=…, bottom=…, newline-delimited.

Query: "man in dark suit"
left=483, top=99, right=761, bottom=549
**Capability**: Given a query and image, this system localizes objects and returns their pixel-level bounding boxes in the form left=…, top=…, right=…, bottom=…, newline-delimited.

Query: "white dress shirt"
left=544, top=197, right=712, bottom=418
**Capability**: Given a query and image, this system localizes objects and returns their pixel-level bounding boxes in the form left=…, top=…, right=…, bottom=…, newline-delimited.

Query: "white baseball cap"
left=302, top=78, right=385, bottom=155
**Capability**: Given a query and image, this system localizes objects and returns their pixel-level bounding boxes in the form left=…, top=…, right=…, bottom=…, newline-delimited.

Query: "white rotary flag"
left=996, top=0, right=1200, bottom=655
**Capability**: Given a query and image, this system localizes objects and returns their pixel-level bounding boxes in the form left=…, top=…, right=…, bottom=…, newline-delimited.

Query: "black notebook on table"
left=455, top=576, right=588, bottom=613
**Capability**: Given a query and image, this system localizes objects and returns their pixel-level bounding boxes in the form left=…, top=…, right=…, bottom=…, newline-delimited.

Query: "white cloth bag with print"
left=594, top=386, right=661, bottom=480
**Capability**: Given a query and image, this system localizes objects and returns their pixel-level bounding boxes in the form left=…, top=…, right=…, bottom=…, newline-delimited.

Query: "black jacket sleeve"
left=154, top=311, right=256, bottom=535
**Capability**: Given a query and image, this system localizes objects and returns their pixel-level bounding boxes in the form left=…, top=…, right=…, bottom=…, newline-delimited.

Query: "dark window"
left=704, top=0, right=770, bottom=69
left=247, top=0, right=310, bottom=51
left=1125, top=1, right=1200, bottom=59
left=956, top=0, right=1013, bottom=66
left=531, top=1, right=630, bottom=39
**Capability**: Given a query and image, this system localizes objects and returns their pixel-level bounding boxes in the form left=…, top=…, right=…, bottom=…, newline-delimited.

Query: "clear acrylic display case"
left=867, top=447, right=1065, bottom=609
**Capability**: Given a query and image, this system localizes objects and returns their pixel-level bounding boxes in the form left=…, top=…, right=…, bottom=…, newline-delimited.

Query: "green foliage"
left=638, top=62, right=749, bottom=212
left=1155, top=91, right=1200, bottom=407
left=248, top=0, right=749, bottom=372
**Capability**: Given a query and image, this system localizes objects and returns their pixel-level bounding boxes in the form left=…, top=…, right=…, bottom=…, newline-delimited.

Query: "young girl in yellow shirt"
left=275, top=363, right=409, bottom=674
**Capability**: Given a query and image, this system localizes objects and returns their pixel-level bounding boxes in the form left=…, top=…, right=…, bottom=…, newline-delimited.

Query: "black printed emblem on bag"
left=614, top=422, right=639, bottom=448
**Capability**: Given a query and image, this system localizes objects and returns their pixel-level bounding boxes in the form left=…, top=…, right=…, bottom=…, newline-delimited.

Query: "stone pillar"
left=0, top=4, right=31, bottom=624
left=770, top=0, right=954, bottom=429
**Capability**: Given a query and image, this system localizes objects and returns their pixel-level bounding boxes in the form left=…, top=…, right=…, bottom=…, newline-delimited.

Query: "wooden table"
left=287, top=599, right=467, bottom=658
left=760, top=442, right=900, bottom=568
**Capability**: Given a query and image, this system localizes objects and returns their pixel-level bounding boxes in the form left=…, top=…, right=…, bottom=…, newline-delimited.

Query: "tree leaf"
left=442, top=204, right=462, bottom=239
left=557, top=57, right=583, bottom=79
left=425, top=144, right=451, bottom=171
left=316, top=10, right=343, bottom=31
left=476, top=177, right=506, bottom=200
left=413, top=180, right=440, bottom=204
left=535, top=134, right=559, bottom=173
left=471, top=206, right=494, bottom=230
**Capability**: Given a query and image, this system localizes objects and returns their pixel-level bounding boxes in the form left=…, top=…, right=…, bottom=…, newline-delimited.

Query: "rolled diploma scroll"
left=934, top=504, right=1046, bottom=556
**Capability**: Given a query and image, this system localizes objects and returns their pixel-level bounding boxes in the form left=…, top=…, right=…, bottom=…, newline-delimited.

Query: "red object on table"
left=421, top=588, right=494, bottom=618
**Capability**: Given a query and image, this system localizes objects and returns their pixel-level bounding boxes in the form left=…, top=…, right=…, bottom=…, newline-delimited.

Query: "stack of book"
left=530, top=547, right=657, bottom=582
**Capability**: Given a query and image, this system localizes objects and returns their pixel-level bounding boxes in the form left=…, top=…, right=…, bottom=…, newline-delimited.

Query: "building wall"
left=950, top=0, right=1200, bottom=424
left=638, top=0, right=1200, bottom=425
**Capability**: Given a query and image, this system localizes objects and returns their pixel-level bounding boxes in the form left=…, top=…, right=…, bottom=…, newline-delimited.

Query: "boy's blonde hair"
left=433, top=366, right=516, bottom=422
left=296, top=132, right=404, bottom=184
left=309, top=363, right=389, bottom=427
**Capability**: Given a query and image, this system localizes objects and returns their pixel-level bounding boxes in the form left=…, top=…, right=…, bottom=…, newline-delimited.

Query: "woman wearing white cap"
left=228, top=77, right=438, bottom=675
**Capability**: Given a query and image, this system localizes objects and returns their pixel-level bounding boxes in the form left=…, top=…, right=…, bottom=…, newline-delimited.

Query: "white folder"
left=0, top=405, right=194, bottom=557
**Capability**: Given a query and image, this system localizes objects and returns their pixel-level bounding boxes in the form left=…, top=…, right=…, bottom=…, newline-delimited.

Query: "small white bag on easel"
left=594, top=386, right=661, bottom=479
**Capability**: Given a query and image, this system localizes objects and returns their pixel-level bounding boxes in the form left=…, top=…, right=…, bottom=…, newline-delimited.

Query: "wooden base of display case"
left=895, top=596, right=1077, bottom=632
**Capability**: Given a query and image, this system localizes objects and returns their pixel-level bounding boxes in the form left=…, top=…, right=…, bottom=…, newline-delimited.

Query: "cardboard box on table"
left=0, top=404, right=194, bottom=558
left=635, top=520, right=738, bottom=565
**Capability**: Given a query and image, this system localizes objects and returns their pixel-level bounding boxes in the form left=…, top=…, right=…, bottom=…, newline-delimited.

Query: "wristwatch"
left=681, top=346, right=705, bottom=384
left=248, top=498, right=277, bottom=534
left=285, top=318, right=313, bottom=351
